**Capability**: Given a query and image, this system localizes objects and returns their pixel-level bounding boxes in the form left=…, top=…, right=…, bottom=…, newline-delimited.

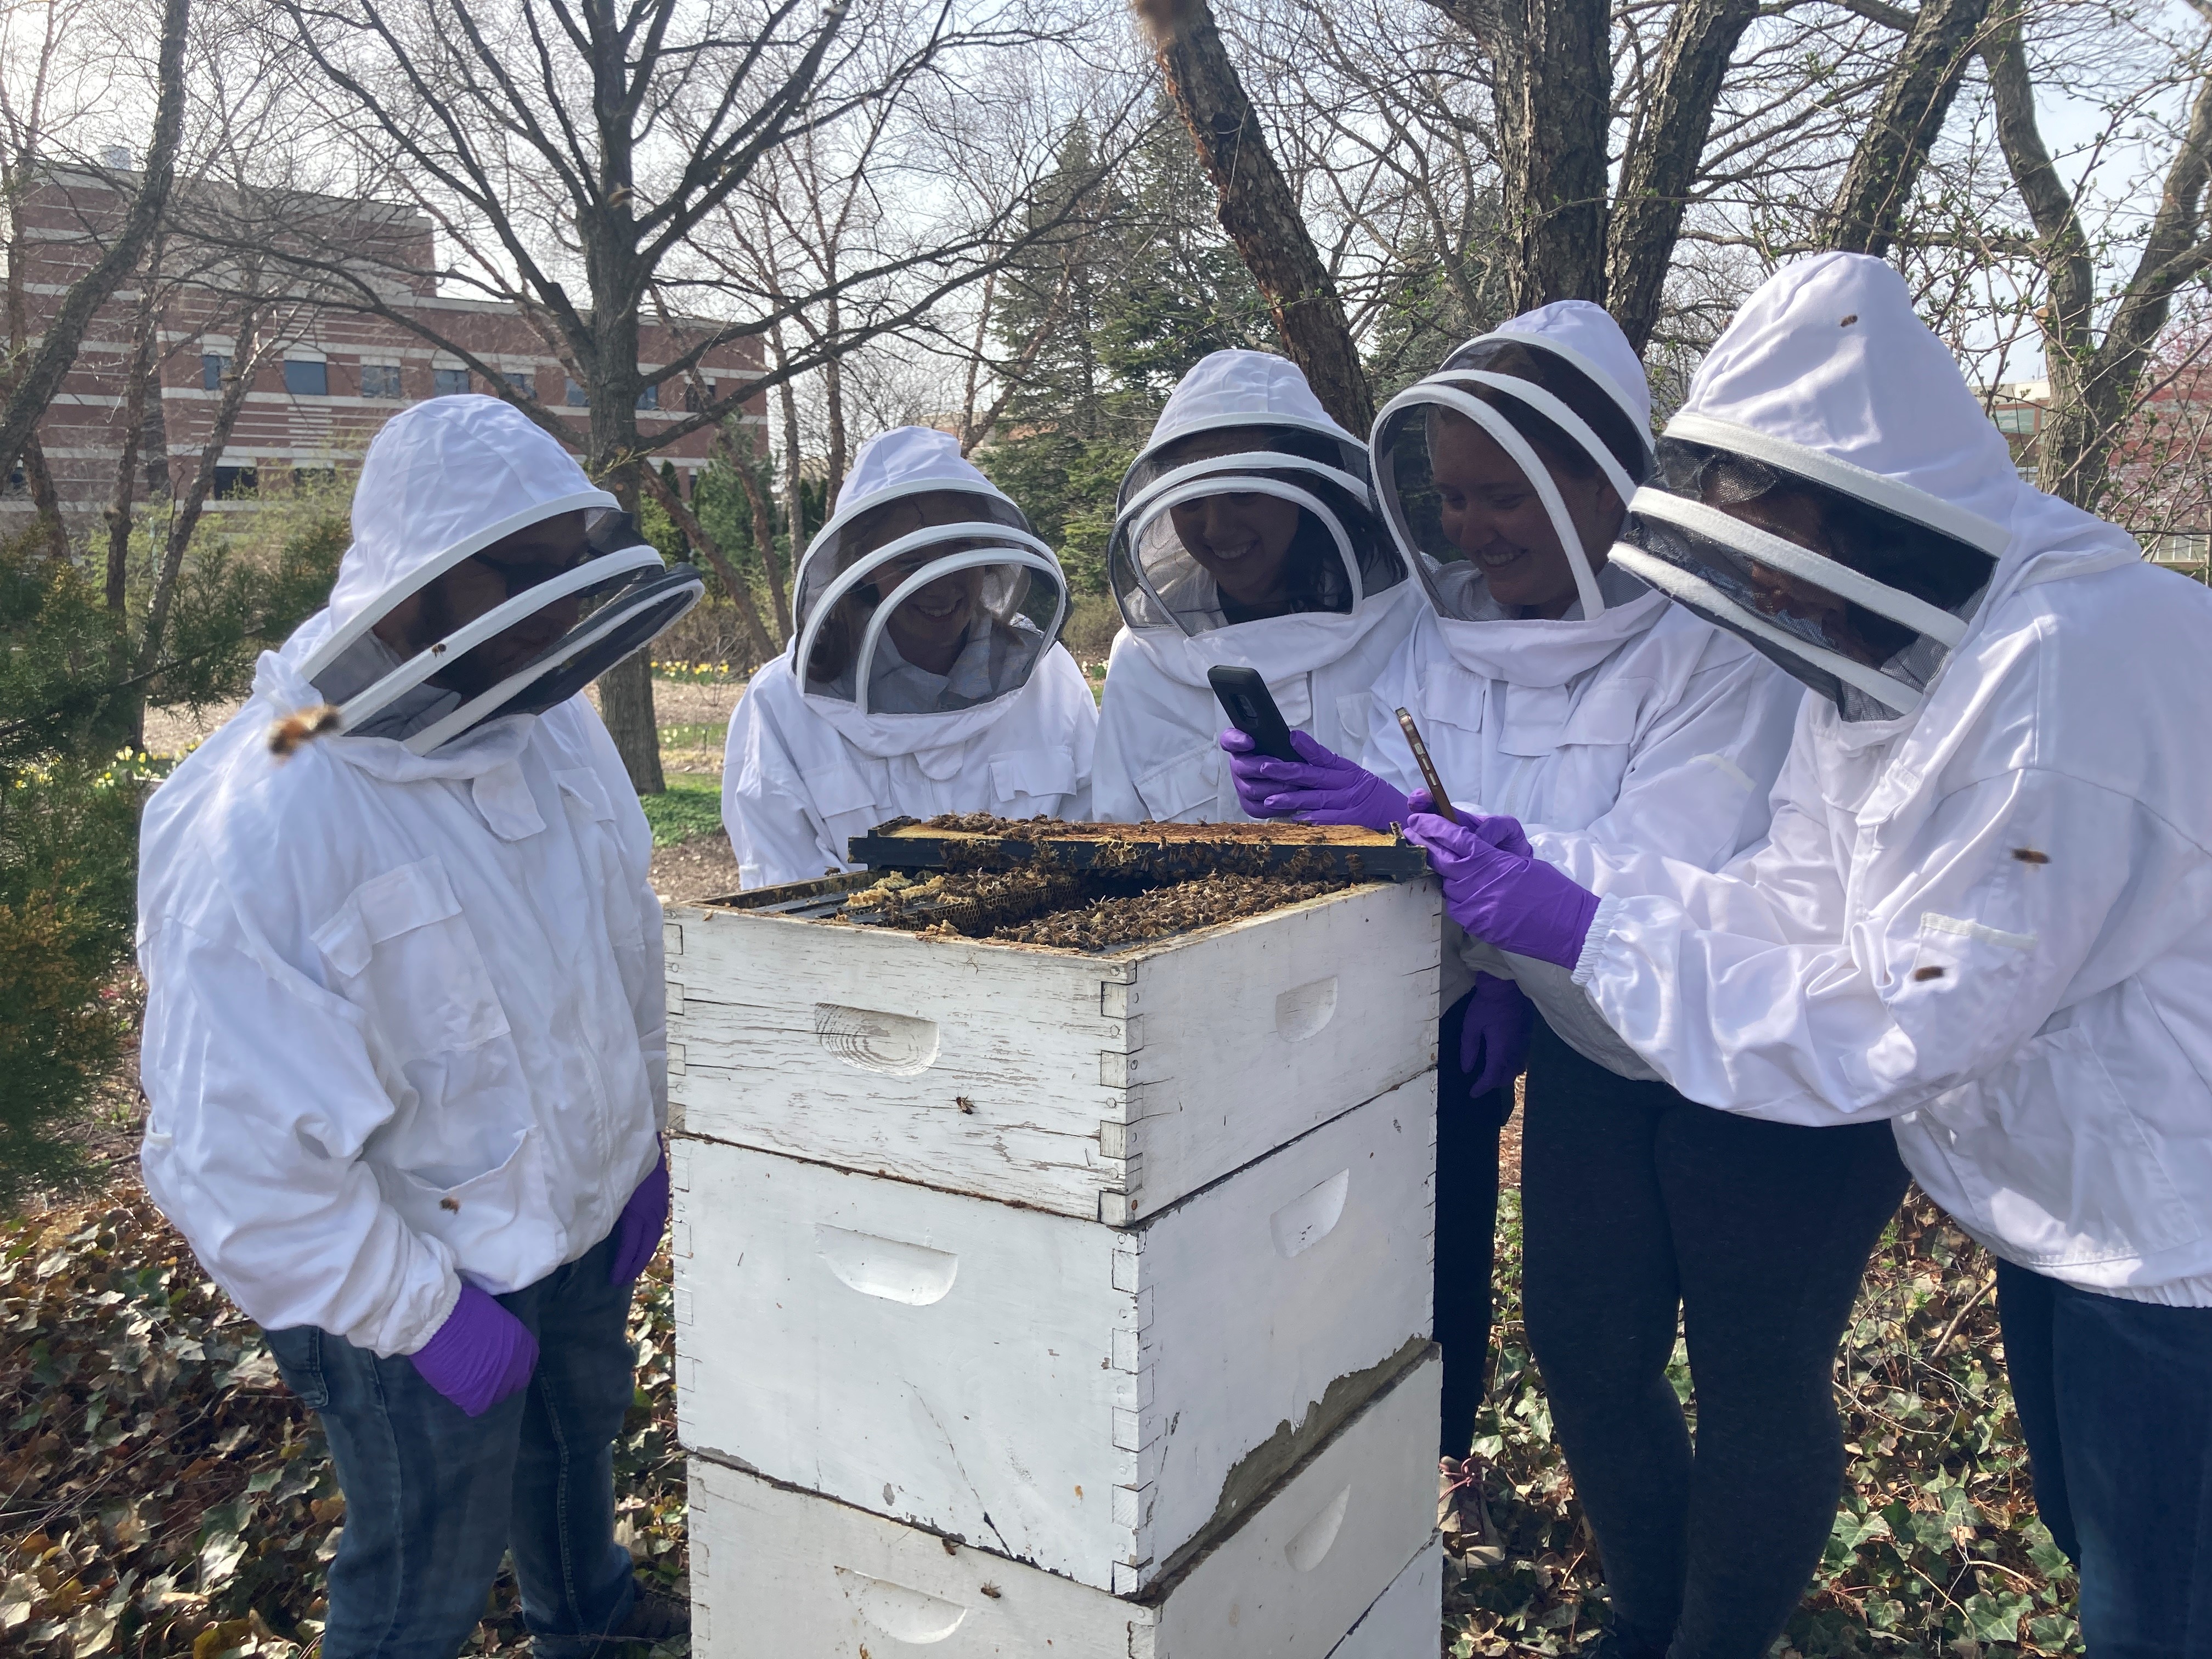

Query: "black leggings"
left=1520, top=1020, right=1908, bottom=1659
left=1435, top=990, right=1515, bottom=1458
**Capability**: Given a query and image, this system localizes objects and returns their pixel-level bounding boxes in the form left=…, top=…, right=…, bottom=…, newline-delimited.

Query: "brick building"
left=5, top=165, right=763, bottom=527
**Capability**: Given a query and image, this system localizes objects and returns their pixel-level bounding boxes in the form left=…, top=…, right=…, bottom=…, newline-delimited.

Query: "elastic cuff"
left=1570, top=892, right=1624, bottom=989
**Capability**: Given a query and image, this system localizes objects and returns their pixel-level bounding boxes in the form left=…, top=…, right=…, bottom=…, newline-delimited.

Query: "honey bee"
left=268, top=703, right=343, bottom=758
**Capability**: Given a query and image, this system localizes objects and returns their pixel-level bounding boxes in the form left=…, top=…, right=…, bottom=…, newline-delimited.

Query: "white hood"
left=791, top=425, right=1070, bottom=761
left=297, top=395, right=619, bottom=682
left=1110, top=350, right=1405, bottom=687
left=1615, top=253, right=2138, bottom=719
left=1372, top=302, right=1670, bottom=687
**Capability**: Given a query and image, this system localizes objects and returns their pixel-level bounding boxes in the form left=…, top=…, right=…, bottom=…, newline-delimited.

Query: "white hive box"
left=663, top=873, right=1440, bottom=1224
left=1329, top=1537, right=1443, bottom=1658
left=673, top=1074, right=1434, bottom=1594
left=687, top=1346, right=1441, bottom=1659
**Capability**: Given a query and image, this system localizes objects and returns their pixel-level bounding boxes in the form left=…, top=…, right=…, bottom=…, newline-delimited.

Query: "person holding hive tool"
left=1413, top=252, right=2212, bottom=1654
left=1232, top=306, right=1882, bottom=1657
left=1090, top=348, right=1421, bottom=822
left=137, top=395, right=698, bottom=1657
left=721, top=425, right=1096, bottom=888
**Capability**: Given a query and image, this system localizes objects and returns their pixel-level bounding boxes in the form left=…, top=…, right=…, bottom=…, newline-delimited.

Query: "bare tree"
left=1138, top=0, right=1375, bottom=430
left=0, top=0, right=190, bottom=490
left=1983, top=0, right=2212, bottom=510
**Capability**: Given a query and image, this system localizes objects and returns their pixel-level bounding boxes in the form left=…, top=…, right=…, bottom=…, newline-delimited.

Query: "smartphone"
left=1207, top=665, right=1300, bottom=762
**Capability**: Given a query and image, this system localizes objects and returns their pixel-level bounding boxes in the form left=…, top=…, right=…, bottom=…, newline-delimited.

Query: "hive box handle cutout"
left=1274, top=977, right=1339, bottom=1043
left=813, top=1003, right=940, bottom=1076
left=832, top=1567, right=969, bottom=1641
left=814, top=1224, right=960, bottom=1305
left=1269, top=1170, right=1351, bottom=1259
left=1284, top=1485, right=1353, bottom=1572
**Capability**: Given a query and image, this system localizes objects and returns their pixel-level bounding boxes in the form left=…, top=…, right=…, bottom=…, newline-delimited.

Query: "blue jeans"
left=264, top=1231, right=639, bottom=1659
left=1996, top=1260, right=2212, bottom=1655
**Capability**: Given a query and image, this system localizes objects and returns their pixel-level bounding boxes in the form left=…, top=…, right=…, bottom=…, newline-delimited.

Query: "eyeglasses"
left=472, top=510, right=648, bottom=597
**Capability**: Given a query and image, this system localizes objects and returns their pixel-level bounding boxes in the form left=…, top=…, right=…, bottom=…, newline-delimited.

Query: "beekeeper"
left=1416, top=252, right=2212, bottom=1648
left=138, top=395, right=701, bottom=1657
left=1090, top=349, right=1419, bottom=821
left=721, top=426, right=1095, bottom=887
left=1233, top=305, right=1898, bottom=1654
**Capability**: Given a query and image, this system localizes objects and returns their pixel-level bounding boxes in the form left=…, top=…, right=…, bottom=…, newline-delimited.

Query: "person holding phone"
left=1413, top=255, right=2212, bottom=1650
left=721, top=427, right=1096, bottom=887
left=1091, top=350, right=1420, bottom=821
left=1233, top=305, right=1887, bottom=1658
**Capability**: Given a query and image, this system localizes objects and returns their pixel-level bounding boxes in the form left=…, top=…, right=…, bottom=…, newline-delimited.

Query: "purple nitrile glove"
left=1404, top=789, right=1531, bottom=856
left=610, top=1142, right=670, bottom=1286
left=1460, top=972, right=1534, bottom=1098
left=1407, top=809, right=1600, bottom=972
left=1220, top=728, right=1412, bottom=831
left=409, top=1283, right=539, bottom=1417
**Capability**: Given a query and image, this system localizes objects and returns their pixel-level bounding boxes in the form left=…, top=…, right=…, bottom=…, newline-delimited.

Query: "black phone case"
left=1206, top=665, right=1301, bottom=762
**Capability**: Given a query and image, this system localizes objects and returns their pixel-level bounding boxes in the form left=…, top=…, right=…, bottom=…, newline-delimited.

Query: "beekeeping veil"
left=789, top=426, right=1069, bottom=752
left=1607, top=254, right=2019, bottom=721
left=1107, top=349, right=1405, bottom=684
left=1370, top=302, right=1667, bottom=681
left=292, top=396, right=703, bottom=754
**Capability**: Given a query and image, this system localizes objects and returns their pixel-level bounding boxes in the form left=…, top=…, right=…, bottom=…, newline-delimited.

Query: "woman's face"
left=1158, top=427, right=1307, bottom=616
left=867, top=549, right=983, bottom=676
left=1714, top=489, right=1887, bottom=666
left=1429, top=411, right=1623, bottom=620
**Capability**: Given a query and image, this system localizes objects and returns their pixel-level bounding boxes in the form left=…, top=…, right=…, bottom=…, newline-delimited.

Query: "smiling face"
left=373, top=510, right=591, bottom=698
left=1156, top=427, right=1310, bottom=617
left=870, top=550, right=985, bottom=676
left=1427, top=409, right=1623, bottom=619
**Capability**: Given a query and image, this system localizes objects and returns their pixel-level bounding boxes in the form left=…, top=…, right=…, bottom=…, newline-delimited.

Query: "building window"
left=285, top=359, right=329, bottom=397
left=505, top=370, right=534, bottom=398
left=1993, top=406, right=2037, bottom=435
left=291, top=466, right=338, bottom=493
left=565, top=378, right=589, bottom=408
left=433, top=368, right=470, bottom=397
left=212, top=465, right=258, bottom=499
left=636, top=382, right=659, bottom=410
left=684, top=379, right=716, bottom=413
left=359, top=364, right=402, bottom=400
left=201, top=353, right=230, bottom=391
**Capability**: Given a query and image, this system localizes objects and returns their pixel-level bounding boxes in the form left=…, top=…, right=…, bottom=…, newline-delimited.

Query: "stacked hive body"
left=665, top=850, right=1445, bottom=1656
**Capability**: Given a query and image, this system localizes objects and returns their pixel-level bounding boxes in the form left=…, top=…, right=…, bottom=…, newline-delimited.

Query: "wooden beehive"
left=673, top=1074, right=1434, bottom=1594
left=664, top=873, right=1440, bottom=1224
left=686, top=1346, right=1441, bottom=1659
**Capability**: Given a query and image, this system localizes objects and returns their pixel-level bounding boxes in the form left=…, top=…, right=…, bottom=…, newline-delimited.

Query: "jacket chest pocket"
left=1132, top=743, right=1223, bottom=823
left=313, top=858, right=512, bottom=1060
left=989, top=749, right=1077, bottom=810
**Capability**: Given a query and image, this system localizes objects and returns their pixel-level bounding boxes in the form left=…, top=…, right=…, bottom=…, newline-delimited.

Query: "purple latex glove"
left=1404, top=790, right=1531, bottom=856
left=610, top=1142, right=670, bottom=1286
left=1221, top=729, right=1410, bottom=831
left=409, top=1284, right=539, bottom=1417
left=1408, top=809, right=1599, bottom=971
left=1459, top=972, right=1534, bottom=1098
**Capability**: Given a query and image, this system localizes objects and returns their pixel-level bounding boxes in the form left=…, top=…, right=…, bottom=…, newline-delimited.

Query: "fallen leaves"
left=2, top=1182, right=687, bottom=1657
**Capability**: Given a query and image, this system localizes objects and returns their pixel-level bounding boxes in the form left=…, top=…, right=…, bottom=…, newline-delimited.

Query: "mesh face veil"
left=792, top=481, right=1069, bottom=717
left=327, top=507, right=705, bottom=755
left=1107, top=423, right=1402, bottom=638
left=1609, top=414, right=2005, bottom=719
left=1371, top=333, right=1655, bottom=622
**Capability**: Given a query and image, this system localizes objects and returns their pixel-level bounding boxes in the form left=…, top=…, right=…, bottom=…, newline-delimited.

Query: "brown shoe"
left=609, top=1584, right=690, bottom=1643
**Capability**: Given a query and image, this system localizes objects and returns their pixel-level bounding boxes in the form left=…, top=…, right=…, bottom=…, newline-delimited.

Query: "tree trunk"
left=1606, top=0, right=1759, bottom=353
left=1499, top=0, right=1611, bottom=310
left=725, top=426, right=792, bottom=644
left=0, top=0, right=189, bottom=487
left=1142, top=0, right=1375, bottom=433
left=106, top=261, right=163, bottom=617
left=1824, top=0, right=1994, bottom=256
left=636, top=459, right=777, bottom=661
left=1986, top=0, right=2212, bottom=509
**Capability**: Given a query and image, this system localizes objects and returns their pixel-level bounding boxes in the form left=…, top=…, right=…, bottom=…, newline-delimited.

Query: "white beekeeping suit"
left=721, top=427, right=1096, bottom=887
left=1092, top=350, right=1421, bottom=822
left=1544, top=251, right=2212, bottom=1300
left=1363, top=302, right=1801, bottom=1058
left=137, top=396, right=690, bottom=1357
